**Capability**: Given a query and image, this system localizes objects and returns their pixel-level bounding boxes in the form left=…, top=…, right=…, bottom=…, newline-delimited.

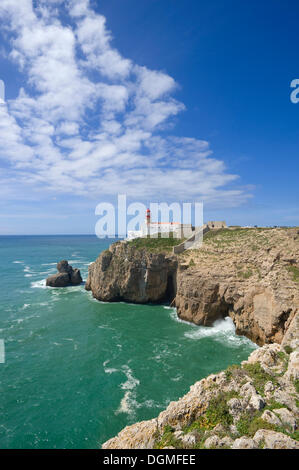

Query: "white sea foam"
left=21, top=304, right=30, bottom=310
left=168, top=307, right=197, bottom=326
left=184, top=317, right=257, bottom=349
left=13, top=260, right=24, bottom=264
left=116, top=365, right=140, bottom=416
left=105, top=367, right=119, bottom=374
left=117, top=391, right=132, bottom=414
left=120, top=365, right=140, bottom=391
left=31, top=279, right=47, bottom=289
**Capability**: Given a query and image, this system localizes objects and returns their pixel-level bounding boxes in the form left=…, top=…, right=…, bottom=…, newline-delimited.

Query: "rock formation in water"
left=102, top=343, right=299, bottom=449
left=85, top=242, right=177, bottom=303
left=86, top=228, right=299, bottom=347
left=46, top=260, right=82, bottom=287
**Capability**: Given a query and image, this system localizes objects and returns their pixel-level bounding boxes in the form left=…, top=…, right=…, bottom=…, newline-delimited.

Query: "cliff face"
left=102, top=344, right=299, bottom=449
left=86, top=228, right=299, bottom=348
left=85, top=241, right=178, bottom=303
left=175, top=228, right=299, bottom=347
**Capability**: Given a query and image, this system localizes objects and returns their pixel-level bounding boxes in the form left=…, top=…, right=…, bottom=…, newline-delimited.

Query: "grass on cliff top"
left=128, top=233, right=186, bottom=252
left=204, top=227, right=270, bottom=243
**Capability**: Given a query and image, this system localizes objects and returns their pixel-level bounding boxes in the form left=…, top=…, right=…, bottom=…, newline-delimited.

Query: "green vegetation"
left=238, top=269, right=253, bottom=279
left=284, top=345, right=293, bottom=355
left=183, top=391, right=239, bottom=436
left=266, top=399, right=288, bottom=411
left=154, top=425, right=184, bottom=449
left=242, top=362, right=278, bottom=396
left=237, top=413, right=277, bottom=437
left=128, top=233, right=185, bottom=252
left=224, top=364, right=244, bottom=381
left=189, top=258, right=195, bottom=268
left=287, top=265, right=299, bottom=282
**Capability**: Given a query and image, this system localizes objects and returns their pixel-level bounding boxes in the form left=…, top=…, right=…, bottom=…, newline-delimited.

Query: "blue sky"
left=0, top=0, right=298, bottom=234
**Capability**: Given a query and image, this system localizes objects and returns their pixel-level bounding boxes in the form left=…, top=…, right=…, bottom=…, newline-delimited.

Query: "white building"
left=127, top=209, right=194, bottom=240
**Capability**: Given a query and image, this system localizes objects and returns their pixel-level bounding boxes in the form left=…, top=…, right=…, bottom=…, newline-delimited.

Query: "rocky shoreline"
left=102, top=344, right=299, bottom=449
left=84, top=227, right=299, bottom=448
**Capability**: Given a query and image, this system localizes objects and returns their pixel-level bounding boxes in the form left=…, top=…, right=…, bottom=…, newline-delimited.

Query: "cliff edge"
left=86, top=228, right=299, bottom=347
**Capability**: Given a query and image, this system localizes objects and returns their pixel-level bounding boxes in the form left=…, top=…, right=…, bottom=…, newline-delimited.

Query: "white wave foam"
left=31, top=279, right=47, bottom=289
left=13, top=260, right=24, bottom=264
left=105, top=367, right=119, bottom=374
left=120, top=365, right=140, bottom=391
left=21, top=304, right=30, bottom=310
left=117, top=391, right=132, bottom=414
left=184, top=317, right=257, bottom=348
left=116, top=365, right=140, bottom=416
left=168, top=307, right=197, bottom=326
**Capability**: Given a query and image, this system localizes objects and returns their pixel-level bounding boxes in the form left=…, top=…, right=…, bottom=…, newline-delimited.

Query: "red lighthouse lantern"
left=146, top=208, right=151, bottom=224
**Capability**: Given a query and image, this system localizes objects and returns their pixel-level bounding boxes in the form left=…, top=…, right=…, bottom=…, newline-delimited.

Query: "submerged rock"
left=46, top=260, right=82, bottom=287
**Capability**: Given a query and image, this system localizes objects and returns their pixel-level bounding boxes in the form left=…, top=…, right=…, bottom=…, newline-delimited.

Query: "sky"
left=0, top=0, right=298, bottom=235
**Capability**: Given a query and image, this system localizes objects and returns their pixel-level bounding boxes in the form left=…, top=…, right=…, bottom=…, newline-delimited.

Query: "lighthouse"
left=146, top=208, right=151, bottom=225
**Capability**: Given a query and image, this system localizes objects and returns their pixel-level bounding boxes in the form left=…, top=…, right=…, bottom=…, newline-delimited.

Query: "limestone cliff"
left=85, top=241, right=177, bottom=303
left=86, top=228, right=299, bottom=347
left=102, top=344, right=299, bottom=449
left=85, top=228, right=299, bottom=449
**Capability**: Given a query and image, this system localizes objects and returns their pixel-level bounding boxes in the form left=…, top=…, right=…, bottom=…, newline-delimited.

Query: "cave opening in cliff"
left=165, top=273, right=176, bottom=304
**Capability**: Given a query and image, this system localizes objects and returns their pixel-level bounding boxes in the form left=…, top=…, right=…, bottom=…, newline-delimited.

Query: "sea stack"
left=46, top=260, right=82, bottom=287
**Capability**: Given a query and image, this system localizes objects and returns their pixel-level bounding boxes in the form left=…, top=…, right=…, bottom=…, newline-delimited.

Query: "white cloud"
left=0, top=0, right=251, bottom=208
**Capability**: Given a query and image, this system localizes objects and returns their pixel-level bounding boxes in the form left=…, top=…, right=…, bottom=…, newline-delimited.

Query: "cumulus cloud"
left=0, top=0, right=250, bottom=206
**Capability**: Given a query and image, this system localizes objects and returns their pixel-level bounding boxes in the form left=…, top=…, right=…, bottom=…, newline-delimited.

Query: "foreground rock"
left=86, top=228, right=299, bottom=346
left=46, top=260, right=82, bottom=287
left=102, top=344, right=299, bottom=449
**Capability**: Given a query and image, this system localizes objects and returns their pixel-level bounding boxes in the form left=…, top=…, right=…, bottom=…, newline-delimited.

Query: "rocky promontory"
left=46, top=260, right=82, bottom=287
left=85, top=242, right=177, bottom=303
left=86, top=228, right=299, bottom=347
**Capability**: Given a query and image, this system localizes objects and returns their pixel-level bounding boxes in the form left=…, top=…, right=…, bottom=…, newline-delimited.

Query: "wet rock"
left=46, top=272, right=70, bottom=287
left=46, top=260, right=82, bottom=287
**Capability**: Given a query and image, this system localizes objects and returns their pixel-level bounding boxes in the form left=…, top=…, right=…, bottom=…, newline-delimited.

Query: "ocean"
left=0, top=235, right=256, bottom=449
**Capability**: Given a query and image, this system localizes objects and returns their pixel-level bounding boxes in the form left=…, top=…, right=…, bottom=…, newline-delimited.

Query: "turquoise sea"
left=0, top=236, right=256, bottom=449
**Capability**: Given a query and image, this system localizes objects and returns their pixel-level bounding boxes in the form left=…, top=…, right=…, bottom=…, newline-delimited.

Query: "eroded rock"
left=46, top=260, right=82, bottom=287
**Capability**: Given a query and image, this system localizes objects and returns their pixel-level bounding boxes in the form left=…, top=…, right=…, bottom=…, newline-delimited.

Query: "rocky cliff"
left=86, top=228, right=299, bottom=347
left=102, top=344, right=299, bottom=449
left=85, top=228, right=299, bottom=449
left=85, top=241, right=177, bottom=303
